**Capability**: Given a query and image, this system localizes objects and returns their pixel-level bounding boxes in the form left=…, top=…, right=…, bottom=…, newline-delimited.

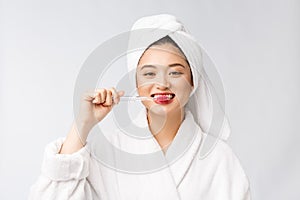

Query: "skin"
left=137, top=43, right=194, bottom=151
left=59, top=88, right=125, bottom=154
left=59, top=43, right=193, bottom=154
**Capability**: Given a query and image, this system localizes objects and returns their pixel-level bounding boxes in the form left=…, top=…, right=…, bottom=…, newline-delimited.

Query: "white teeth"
left=153, top=94, right=173, bottom=100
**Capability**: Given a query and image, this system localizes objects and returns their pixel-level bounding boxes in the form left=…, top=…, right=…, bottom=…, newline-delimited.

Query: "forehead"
left=137, top=44, right=188, bottom=68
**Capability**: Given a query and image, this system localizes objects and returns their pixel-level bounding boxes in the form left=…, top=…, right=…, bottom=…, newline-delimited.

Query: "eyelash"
left=143, top=71, right=183, bottom=76
left=143, top=72, right=156, bottom=76
left=169, top=71, right=183, bottom=76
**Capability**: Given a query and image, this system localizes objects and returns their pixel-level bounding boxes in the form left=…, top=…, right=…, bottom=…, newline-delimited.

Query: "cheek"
left=136, top=76, right=146, bottom=95
left=172, top=78, right=193, bottom=93
left=137, top=76, right=158, bottom=96
left=137, top=84, right=153, bottom=109
left=137, top=83, right=152, bottom=96
left=183, top=74, right=194, bottom=95
left=171, top=80, right=193, bottom=104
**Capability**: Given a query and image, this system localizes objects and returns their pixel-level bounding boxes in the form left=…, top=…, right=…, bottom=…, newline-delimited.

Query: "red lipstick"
left=151, top=93, right=175, bottom=104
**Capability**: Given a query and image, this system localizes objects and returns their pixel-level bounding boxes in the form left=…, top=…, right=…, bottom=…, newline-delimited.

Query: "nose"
left=155, top=76, right=170, bottom=90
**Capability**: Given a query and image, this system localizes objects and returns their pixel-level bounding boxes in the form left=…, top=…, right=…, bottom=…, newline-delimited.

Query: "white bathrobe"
left=29, top=111, right=251, bottom=200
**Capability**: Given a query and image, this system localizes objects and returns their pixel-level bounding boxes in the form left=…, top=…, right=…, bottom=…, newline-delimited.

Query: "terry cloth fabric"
left=29, top=111, right=251, bottom=200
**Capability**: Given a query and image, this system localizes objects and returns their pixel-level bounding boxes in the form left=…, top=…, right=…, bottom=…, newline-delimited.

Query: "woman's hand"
left=59, top=87, right=124, bottom=154
left=78, top=87, right=125, bottom=130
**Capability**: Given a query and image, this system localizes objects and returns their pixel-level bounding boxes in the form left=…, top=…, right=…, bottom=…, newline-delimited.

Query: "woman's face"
left=136, top=43, right=193, bottom=115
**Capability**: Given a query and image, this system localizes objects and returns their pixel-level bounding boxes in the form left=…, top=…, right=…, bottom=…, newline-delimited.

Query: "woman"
left=29, top=14, right=251, bottom=200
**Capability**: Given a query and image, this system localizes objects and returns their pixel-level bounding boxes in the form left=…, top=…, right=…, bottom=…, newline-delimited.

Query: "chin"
left=149, top=106, right=167, bottom=116
left=147, top=102, right=182, bottom=117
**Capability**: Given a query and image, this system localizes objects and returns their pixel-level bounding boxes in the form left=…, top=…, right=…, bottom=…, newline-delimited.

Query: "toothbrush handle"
left=119, top=96, right=153, bottom=101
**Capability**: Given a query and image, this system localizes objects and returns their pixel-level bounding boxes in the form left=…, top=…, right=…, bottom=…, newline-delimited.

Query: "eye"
left=143, top=72, right=156, bottom=77
left=169, top=71, right=183, bottom=76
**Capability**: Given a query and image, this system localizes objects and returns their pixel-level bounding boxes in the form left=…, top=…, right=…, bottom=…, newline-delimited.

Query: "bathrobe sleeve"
left=28, top=138, right=98, bottom=200
left=215, top=140, right=252, bottom=200
left=243, top=187, right=251, bottom=200
left=214, top=139, right=252, bottom=200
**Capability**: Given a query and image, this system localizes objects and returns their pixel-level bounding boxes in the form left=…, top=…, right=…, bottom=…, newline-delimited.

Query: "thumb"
left=112, top=90, right=125, bottom=104
left=117, top=90, right=125, bottom=97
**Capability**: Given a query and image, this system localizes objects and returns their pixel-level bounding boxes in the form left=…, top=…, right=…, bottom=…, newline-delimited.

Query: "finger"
left=118, top=90, right=125, bottom=97
left=97, top=89, right=107, bottom=104
left=92, top=93, right=101, bottom=104
left=92, top=96, right=97, bottom=104
left=103, top=90, right=113, bottom=106
left=110, top=87, right=120, bottom=104
left=92, top=89, right=106, bottom=104
left=110, top=88, right=118, bottom=104
left=113, top=89, right=125, bottom=104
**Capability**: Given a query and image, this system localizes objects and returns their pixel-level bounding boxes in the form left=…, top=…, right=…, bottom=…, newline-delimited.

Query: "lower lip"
left=153, top=98, right=174, bottom=105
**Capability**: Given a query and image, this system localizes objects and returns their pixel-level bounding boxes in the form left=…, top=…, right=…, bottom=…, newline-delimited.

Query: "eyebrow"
left=140, top=63, right=186, bottom=70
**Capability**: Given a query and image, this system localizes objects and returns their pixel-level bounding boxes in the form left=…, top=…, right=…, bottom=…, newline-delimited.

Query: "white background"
left=1, top=0, right=299, bottom=199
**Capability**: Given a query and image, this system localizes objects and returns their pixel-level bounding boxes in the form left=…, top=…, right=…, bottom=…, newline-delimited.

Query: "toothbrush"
left=118, top=96, right=154, bottom=102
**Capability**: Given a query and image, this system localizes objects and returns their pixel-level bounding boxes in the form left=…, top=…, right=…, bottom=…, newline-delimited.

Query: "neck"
left=147, top=108, right=185, bottom=151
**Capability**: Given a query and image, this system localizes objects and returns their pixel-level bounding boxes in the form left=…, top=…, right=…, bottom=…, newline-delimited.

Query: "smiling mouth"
left=151, top=93, right=175, bottom=102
